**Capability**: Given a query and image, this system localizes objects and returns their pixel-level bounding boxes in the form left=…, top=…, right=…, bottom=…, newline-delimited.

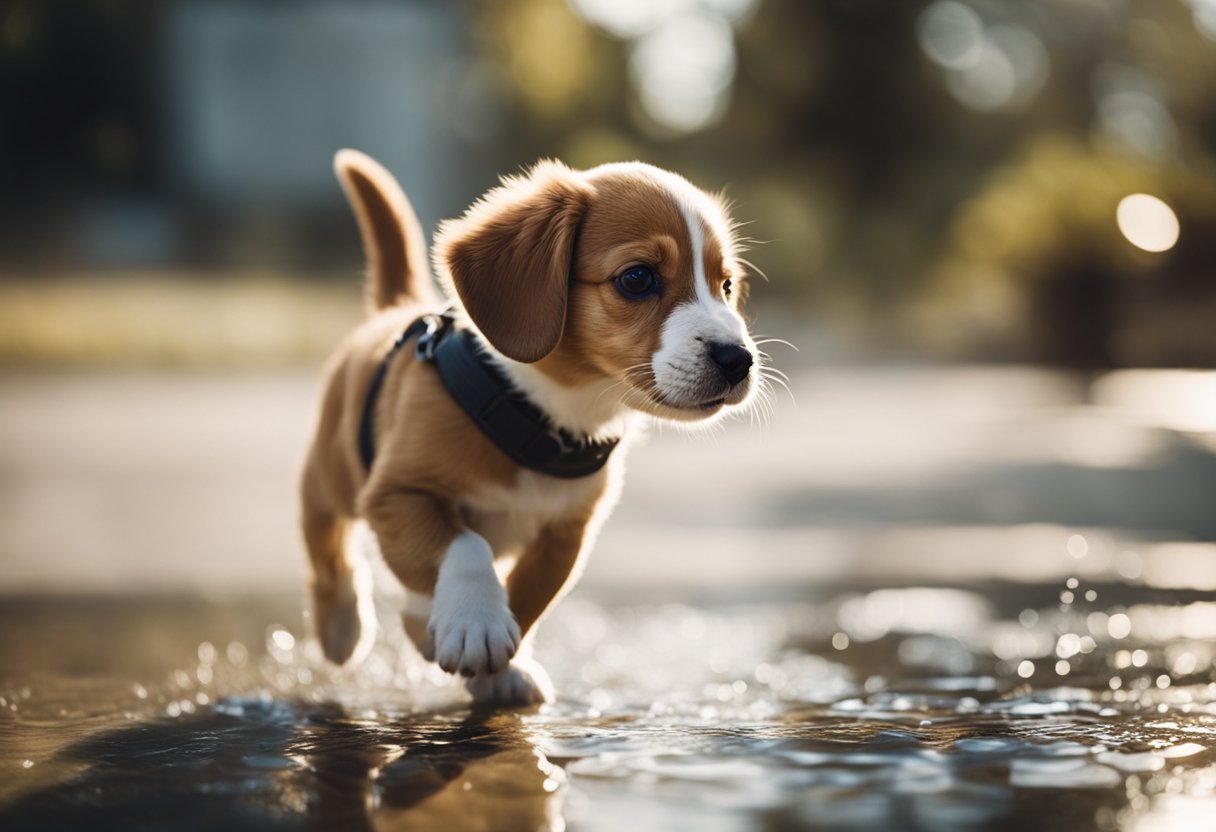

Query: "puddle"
left=1, top=575, right=1214, bottom=832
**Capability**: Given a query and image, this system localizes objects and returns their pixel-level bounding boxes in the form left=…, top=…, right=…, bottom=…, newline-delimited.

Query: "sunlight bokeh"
left=1116, top=193, right=1181, bottom=253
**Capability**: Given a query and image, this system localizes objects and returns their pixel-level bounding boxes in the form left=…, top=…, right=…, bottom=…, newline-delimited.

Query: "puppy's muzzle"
left=709, top=342, right=753, bottom=387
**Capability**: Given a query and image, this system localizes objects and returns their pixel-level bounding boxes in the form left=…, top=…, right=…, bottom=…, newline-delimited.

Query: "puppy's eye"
left=723, top=278, right=733, bottom=298
left=615, top=265, right=659, bottom=300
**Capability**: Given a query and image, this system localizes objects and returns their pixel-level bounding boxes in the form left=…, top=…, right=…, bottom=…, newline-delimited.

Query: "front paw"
left=465, top=657, right=554, bottom=706
left=428, top=606, right=520, bottom=677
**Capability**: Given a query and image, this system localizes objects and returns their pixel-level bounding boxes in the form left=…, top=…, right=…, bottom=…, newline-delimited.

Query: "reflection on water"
left=1, top=577, right=1214, bottom=832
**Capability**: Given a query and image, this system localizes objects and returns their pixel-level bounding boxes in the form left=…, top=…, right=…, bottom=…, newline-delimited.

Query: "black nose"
left=709, top=342, right=753, bottom=386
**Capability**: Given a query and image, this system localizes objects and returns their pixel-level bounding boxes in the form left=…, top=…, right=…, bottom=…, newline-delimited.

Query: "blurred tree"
left=3, top=0, right=1216, bottom=366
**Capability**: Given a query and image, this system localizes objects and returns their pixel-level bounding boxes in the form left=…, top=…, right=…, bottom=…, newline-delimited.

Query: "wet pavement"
left=2, top=583, right=1215, bottom=832
left=1, top=363, right=1215, bottom=830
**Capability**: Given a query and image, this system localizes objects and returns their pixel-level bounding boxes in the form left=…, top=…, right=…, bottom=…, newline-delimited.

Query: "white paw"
left=429, top=604, right=520, bottom=676
left=313, top=565, right=375, bottom=666
left=466, top=657, right=554, bottom=706
left=428, top=531, right=520, bottom=676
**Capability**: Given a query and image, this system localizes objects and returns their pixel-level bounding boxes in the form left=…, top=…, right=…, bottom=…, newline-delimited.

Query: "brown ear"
left=434, top=161, right=592, bottom=363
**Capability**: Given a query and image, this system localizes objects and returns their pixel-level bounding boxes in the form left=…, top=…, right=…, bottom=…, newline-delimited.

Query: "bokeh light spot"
left=1116, top=193, right=1180, bottom=253
left=630, top=10, right=736, bottom=133
left=1108, top=613, right=1132, bottom=640
left=1066, top=534, right=1088, bottom=559
left=1191, top=0, right=1216, bottom=41
left=917, top=2, right=984, bottom=70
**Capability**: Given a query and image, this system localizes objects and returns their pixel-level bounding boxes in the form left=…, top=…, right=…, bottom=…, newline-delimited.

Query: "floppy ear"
left=434, top=161, right=592, bottom=363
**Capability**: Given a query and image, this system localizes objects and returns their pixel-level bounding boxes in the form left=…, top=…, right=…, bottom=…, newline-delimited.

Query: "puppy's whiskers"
left=753, top=336, right=799, bottom=352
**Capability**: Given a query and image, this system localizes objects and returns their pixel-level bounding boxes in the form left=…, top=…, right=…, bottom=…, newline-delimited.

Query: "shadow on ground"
left=0, top=701, right=558, bottom=832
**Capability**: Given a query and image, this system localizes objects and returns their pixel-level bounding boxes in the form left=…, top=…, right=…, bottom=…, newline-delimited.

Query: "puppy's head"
left=434, top=160, right=757, bottom=423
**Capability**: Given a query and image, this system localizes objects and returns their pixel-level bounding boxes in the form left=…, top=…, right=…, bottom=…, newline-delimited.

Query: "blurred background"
left=5, top=0, right=1216, bottom=370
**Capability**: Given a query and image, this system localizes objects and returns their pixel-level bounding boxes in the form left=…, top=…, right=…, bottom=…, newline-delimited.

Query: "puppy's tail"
left=334, top=149, right=438, bottom=314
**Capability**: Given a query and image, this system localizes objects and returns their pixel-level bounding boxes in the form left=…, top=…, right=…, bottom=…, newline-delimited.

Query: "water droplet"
left=1055, top=660, right=1071, bottom=676
left=269, top=628, right=296, bottom=652
left=1056, top=633, right=1081, bottom=659
left=1158, top=742, right=1206, bottom=759
left=21, top=759, right=33, bottom=769
left=831, top=632, right=850, bottom=650
left=1172, top=652, right=1197, bottom=676
left=1017, top=660, right=1035, bottom=678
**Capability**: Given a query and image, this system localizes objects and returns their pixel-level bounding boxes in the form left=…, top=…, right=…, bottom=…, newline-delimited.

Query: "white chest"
left=460, top=468, right=610, bottom=557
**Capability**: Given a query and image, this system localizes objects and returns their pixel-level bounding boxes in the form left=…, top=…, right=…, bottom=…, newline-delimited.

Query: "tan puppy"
left=301, top=150, right=761, bottom=705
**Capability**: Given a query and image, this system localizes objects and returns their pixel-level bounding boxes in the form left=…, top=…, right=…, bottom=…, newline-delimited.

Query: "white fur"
left=465, top=651, right=554, bottom=705
left=428, top=529, right=521, bottom=676
left=649, top=183, right=755, bottom=410
left=493, top=359, right=637, bottom=441
left=677, top=196, right=714, bottom=306
left=403, top=588, right=433, bottom=618
left=461, top=463, right=614, bottom=557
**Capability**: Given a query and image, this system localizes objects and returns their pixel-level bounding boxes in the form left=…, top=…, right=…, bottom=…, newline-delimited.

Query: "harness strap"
left=358, top=314, right=619, bottom=479
left=357, top=315, right=437, bottom=471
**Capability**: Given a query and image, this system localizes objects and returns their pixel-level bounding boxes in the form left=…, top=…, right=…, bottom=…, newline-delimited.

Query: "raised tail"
left=334, top=149, right=438, bottom=314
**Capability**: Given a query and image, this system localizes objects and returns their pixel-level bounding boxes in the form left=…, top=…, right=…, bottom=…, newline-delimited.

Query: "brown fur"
left=301, top=153, right=750, bottom=690
left=436, top=161, right=594, bottom=363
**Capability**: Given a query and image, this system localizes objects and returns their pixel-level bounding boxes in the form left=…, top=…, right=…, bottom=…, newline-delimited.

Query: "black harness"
left=358, top=313, right=620, bottom=479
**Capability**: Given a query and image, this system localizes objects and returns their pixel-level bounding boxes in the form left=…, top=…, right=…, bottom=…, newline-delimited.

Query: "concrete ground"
left=2, top=361, right=1215, bottom=598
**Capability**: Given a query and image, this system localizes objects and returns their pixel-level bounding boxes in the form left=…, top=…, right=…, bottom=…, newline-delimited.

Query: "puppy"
left=301, top=150, right=760, bottom=705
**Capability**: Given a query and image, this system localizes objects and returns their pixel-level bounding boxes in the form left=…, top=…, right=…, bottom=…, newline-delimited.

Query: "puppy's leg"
left=466, top=518, right=587, bottom=706
left=465, top=644, right=554, bottom=706
left=428, top=530, right=521, bottom=676
left=401, top=590, right=434, bottom=660
left=362, top=488, right=519, bottom=676
left=302, top=481, right=375, bottom=666
left=507, top=518, right=589, bottom=640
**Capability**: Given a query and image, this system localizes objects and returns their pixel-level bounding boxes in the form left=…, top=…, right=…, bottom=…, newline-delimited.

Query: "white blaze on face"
left=651, top=180, right=754, bottom=412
